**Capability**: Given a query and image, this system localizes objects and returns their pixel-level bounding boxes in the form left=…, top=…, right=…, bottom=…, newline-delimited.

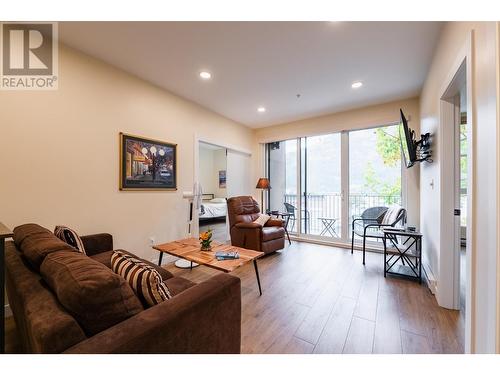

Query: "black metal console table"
left=382, top=228, right=422, bottom=283
left=0, top=222, right=13, bottom=354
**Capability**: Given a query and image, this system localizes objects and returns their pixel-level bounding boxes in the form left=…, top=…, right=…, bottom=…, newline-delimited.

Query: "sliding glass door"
left=267, top=139, right=298, bottom=234
left=266, top=123, right=403, bottom=244
left=348, top=125, right=402, bottom=241
left=300, top=134, right=342, bottom=237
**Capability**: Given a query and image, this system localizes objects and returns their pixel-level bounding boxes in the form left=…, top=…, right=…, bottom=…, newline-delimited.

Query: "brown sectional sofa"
left=5, top=224, right=241, bottom=354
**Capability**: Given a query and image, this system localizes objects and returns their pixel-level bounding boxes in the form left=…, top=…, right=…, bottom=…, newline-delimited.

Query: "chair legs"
left=362, top=236, right=366, bottom=265
left=351, top=231, right=354, bottom=254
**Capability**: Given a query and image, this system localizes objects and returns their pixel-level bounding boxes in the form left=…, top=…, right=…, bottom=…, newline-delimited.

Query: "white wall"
left=419, top=22, right=498, bottom=353
left=0, top=44, right=253, bottom=262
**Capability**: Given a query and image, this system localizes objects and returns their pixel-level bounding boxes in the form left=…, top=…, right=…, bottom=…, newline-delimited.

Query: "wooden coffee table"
left=153, top=238, right=265, bottom=295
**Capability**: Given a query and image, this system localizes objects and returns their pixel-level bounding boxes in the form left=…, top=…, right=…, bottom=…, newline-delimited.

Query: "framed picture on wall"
left=219, top=170, right=226, bottom=188
left=119, top=133, right=177, bottom=190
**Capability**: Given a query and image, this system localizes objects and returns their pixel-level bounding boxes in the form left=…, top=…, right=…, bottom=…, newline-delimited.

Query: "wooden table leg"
left=253, top=260, right=262, bottom=296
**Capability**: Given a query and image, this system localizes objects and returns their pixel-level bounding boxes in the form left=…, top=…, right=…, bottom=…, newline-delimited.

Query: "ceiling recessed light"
left=257, top=106, right=266, bottom=113
left=199, top=71, right=212, bottom=80
left=351, top=81, right=363, bottom=89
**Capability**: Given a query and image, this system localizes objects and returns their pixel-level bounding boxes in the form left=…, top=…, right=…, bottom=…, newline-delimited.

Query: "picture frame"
left=219, top=170, right=226, bottom=188
left=119, top=132, right=177, bottom=191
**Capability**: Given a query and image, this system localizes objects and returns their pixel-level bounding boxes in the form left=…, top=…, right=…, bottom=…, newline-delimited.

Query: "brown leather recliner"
left=227, top=196, right=286, bottom=254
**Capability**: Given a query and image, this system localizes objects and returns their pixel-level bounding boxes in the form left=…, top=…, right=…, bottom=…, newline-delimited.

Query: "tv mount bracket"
left=415, top=132, right=432, bottom=163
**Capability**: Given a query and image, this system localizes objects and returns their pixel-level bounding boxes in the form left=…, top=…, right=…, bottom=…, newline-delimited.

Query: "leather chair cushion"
left=40, top=251, right=144, bottom=336
left=261, top=226, right=285, bottom=242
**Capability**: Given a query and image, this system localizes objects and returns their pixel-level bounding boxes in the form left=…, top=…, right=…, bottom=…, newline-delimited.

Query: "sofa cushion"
left=40, top=251, right=144, bottom=336
left=111, top=250, right=172, bottom=307
left=91, top=250, right=174, bottom=281
left=164, top=277, right=196, bottom=296
left=54, top=225, right=86, bottom=254
left=13, top=223, right=51, bottom=248
left=5, top=242, right=87, bottom=353
left=14, top=224, right=77, bottom=270
left=261, top=226, right=285, bottom=242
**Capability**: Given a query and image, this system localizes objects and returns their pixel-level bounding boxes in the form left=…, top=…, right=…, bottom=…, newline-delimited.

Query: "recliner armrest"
left=80, top=233, right=113, bottom=256
left=235, top=222, right=262, bottom=229
left=265, top=218, right=285, bottom=228
left=64, top=273, right=241, bottom=354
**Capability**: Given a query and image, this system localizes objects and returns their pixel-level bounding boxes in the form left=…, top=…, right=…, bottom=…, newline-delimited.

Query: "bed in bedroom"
left=199, top=194, right=227, bottom=223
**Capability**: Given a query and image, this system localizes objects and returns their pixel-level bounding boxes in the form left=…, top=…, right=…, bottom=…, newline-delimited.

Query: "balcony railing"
left=281, top=193, right=401, bottom=236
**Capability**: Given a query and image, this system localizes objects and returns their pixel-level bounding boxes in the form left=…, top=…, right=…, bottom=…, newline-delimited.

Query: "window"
left=266, top=123, right=403, bottom=244
left=348, top=125, right=402, bottom=238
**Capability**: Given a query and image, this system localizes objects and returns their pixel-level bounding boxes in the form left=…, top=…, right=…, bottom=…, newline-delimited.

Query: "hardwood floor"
left=164, top=241, right=464, bottom=354
left=4, top=241, right=464, bottom=354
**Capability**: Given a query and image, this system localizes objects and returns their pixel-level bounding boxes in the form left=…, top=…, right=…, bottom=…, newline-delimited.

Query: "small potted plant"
left=199, top=229, right=213, bottom=251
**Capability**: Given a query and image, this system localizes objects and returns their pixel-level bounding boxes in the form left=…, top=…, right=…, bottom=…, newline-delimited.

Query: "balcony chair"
left=284, top=202, right=311, bottom=232
left=351, top=205, right=406, bottom=265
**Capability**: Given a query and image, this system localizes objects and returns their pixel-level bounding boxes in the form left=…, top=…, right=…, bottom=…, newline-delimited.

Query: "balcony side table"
left=382, top=228, right=422, bottom=283
left=266, top=211, right=292, bottom=244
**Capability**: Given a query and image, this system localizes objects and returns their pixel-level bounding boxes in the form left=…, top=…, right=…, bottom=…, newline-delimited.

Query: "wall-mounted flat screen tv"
left=399, top=109, right=417, bottom=168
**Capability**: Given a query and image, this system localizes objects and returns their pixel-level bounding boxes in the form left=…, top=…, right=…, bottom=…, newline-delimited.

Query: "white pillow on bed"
left=210, top=198, right=226, bottom=203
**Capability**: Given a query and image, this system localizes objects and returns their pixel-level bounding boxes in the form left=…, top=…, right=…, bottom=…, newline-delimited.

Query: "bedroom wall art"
left=219, top=170, right=226, bottom=188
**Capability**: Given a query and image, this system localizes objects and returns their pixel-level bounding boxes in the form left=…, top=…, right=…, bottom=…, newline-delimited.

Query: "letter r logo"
left=2, top=23, right=53, bottom=75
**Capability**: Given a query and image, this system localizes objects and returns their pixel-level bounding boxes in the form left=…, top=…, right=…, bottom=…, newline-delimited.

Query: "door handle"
left=454, top=209, right=461, bottom=216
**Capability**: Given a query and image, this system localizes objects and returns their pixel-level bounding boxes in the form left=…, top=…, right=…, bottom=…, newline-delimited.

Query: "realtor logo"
left=1, top=22, right=58, bottom=90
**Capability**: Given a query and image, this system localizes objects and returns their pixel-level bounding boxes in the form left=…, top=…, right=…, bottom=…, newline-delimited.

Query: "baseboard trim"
left=289, top=235, right=384, bottom=253
left=422, top=262, right=437, bottom=295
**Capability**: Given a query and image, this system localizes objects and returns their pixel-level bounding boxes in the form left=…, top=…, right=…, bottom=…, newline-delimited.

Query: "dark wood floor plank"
left=294, top=279, right=342, bottom=344
left=353, top=269, right=380, bottom=322
left=281, top=336, right=315, bottom=354
left=401, top=330, right=432, bottom=354
left=373, top=290, right=402, bottom=353
left=343, top=317, right=375, bottom=354
left=313, top=296, right=357, bottom=353
left=398, top=282, right=429, bottom=336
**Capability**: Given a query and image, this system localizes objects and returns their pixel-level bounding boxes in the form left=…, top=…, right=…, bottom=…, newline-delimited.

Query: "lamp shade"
left=255, top=178, right=271, bottom=189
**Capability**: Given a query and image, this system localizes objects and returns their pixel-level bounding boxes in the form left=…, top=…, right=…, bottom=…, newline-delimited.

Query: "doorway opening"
left=458, top=84, right=468, bottom=320
left=439, top=57, right=472, bottom=352
left=198, top=141, right=228, bottom=243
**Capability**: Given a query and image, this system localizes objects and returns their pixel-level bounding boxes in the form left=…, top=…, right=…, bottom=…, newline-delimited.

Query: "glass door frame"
left=265, top=122, right=406, bottom=247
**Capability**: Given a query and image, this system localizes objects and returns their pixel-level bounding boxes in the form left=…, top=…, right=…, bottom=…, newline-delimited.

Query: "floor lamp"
left=255, top=178, right=271, bottom=213
left=176, top=183, right=203, bottom=269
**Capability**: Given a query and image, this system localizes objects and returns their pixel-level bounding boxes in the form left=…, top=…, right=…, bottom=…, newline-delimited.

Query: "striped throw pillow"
left=111, top=250, right=172, bottom=307
left=54, top=225, right=86, bottom=254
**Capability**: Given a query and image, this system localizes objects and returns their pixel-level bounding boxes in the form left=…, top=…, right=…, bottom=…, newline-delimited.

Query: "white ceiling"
left=59, top=22, right=443, bottom=128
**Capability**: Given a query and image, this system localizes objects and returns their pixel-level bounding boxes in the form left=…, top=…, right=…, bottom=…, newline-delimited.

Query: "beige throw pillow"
left=253, top=214, right=271, bottom=226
